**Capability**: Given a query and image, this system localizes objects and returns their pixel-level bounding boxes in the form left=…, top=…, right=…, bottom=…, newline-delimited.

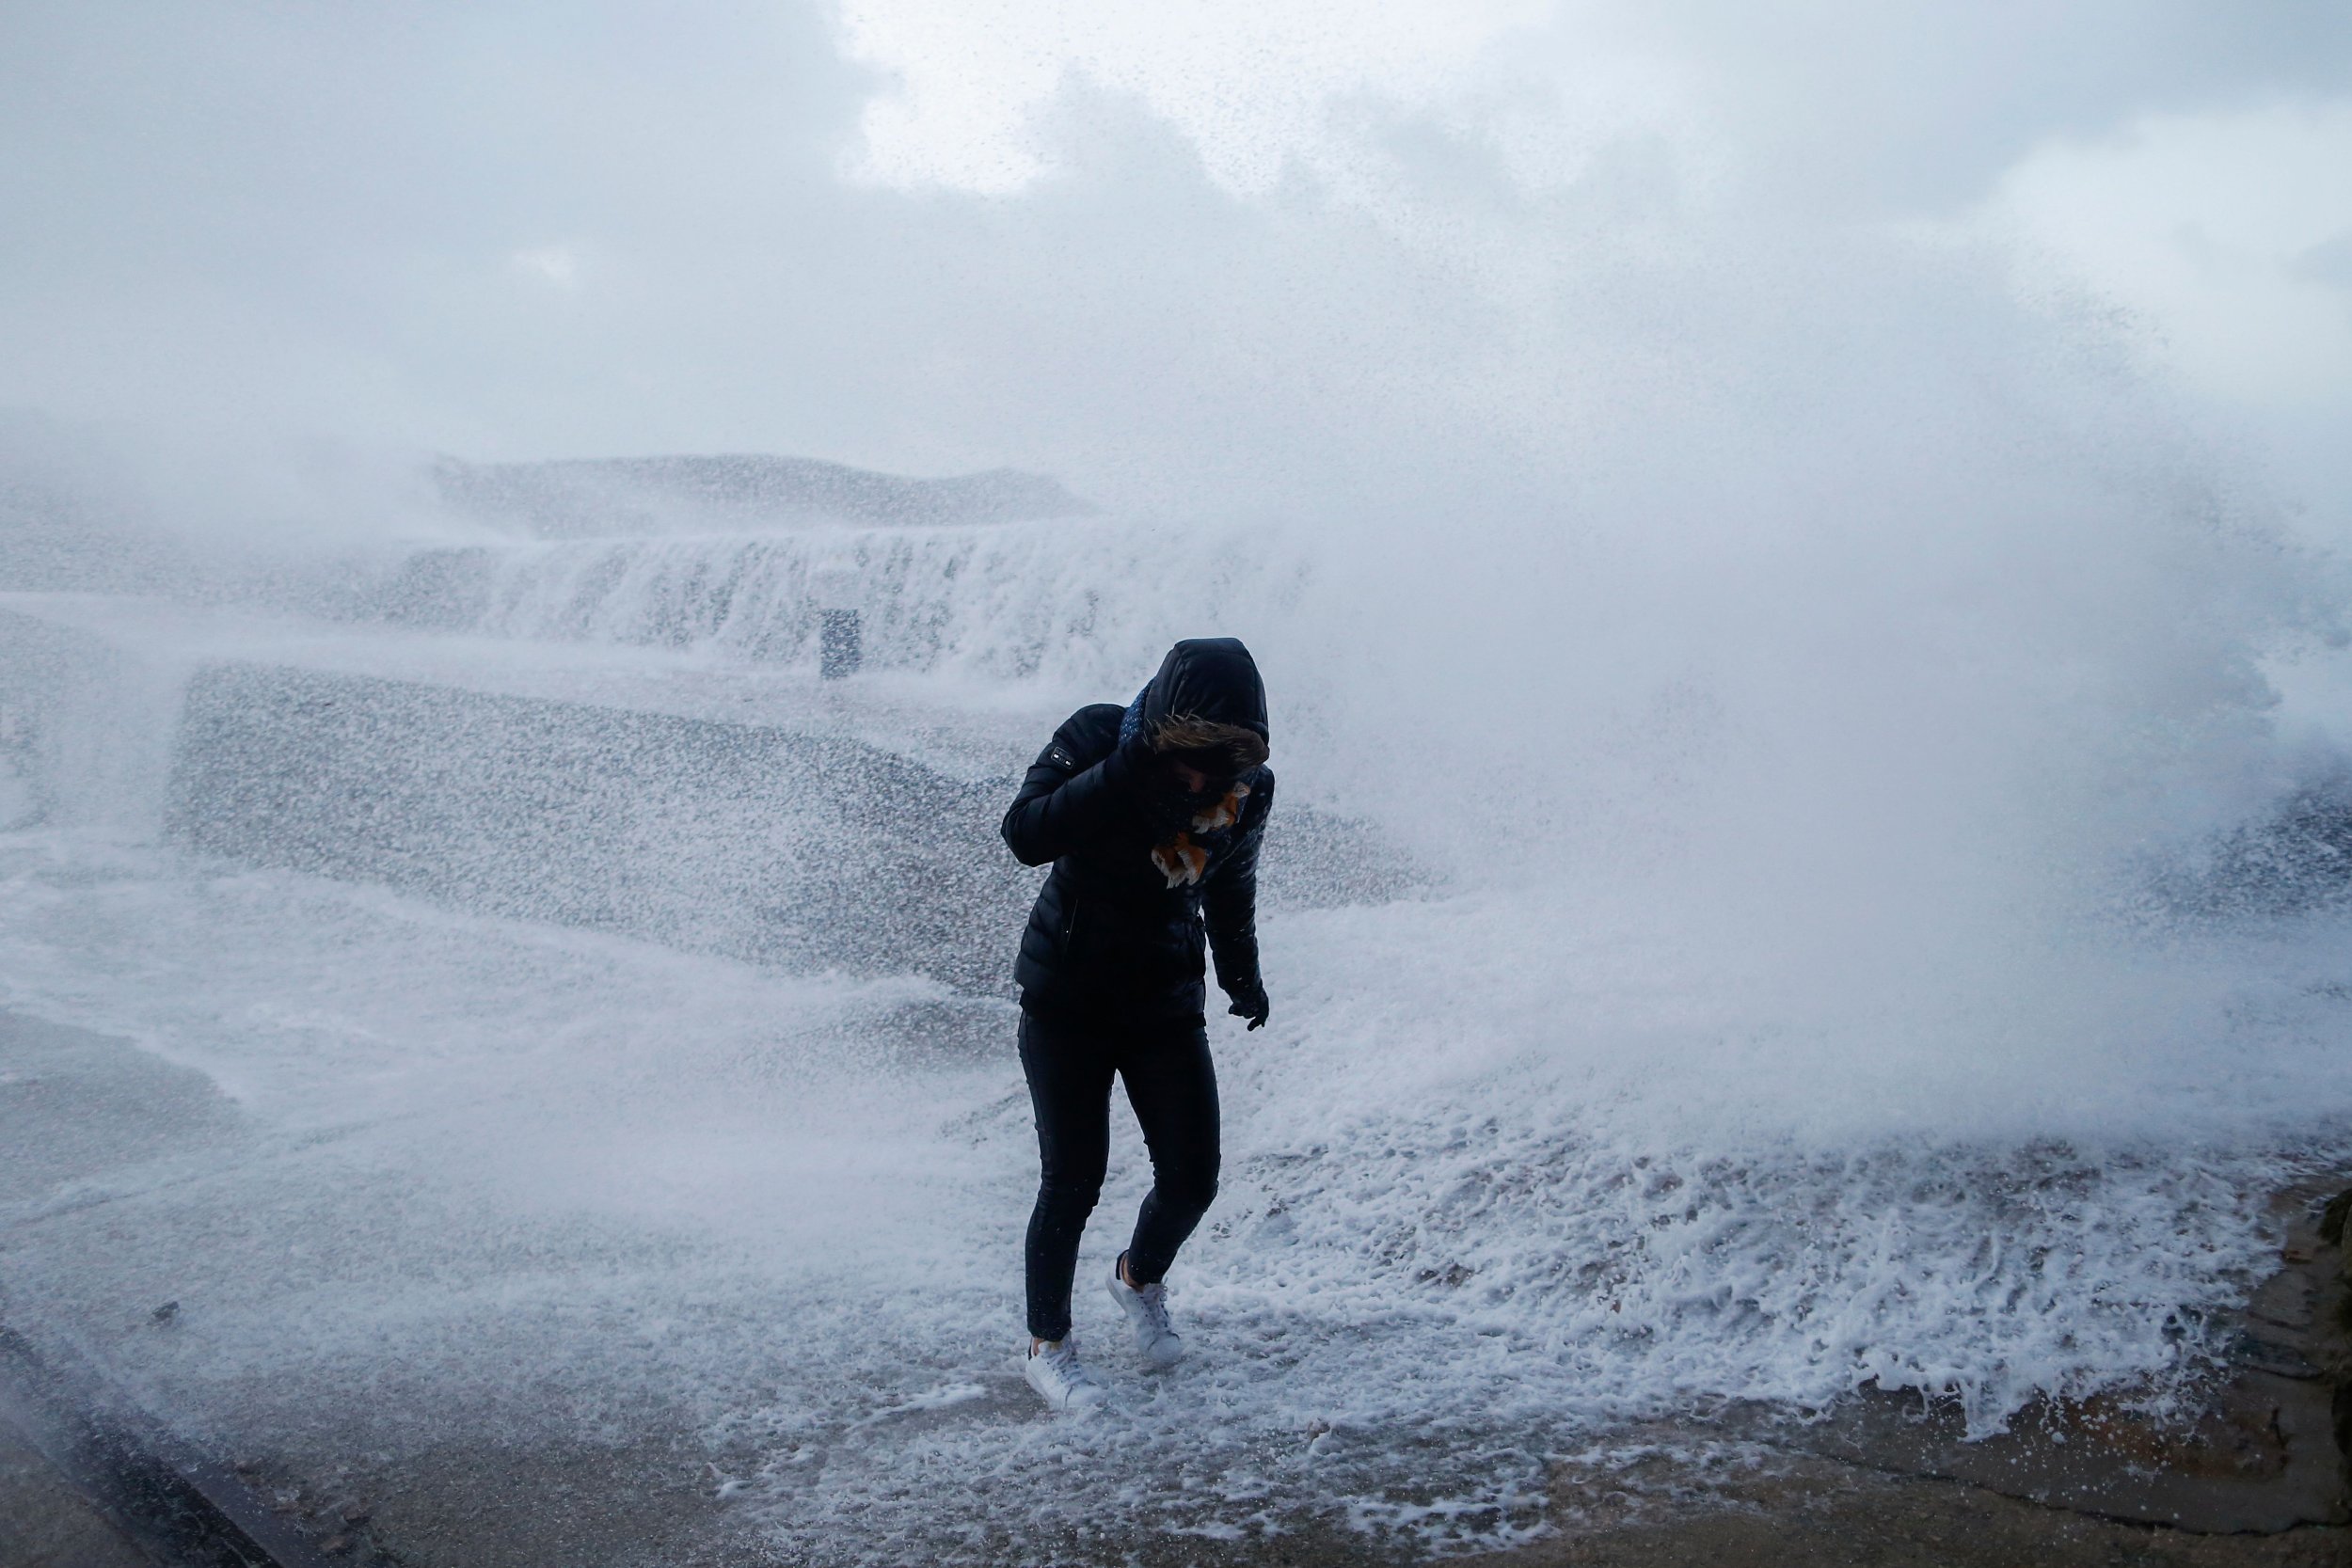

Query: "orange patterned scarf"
left=1149, top=783, right=1250, bottom=888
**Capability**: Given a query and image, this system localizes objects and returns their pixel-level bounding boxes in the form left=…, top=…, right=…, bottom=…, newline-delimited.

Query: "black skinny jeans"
left=1019, top=1009, right=1220, bottom=1342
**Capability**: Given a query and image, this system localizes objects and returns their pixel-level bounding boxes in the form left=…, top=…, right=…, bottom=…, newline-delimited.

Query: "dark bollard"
left=819, top=610, right=862, bottom=679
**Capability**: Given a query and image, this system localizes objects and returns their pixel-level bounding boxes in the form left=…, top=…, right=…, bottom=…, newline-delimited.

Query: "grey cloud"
left=1576, top=0, right=2352, bottom=213
left=0, top=2, right=867, bottom=452
left=2293, top=230, right=2352, bottom=292
left=1, top=0, right=2346, bottom=504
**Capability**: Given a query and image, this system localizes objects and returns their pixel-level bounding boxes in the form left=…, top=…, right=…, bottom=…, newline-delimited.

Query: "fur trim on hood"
left=1118, top=638, right=1271, bottom=772
left=1149, top=715, right=1269, bottom=770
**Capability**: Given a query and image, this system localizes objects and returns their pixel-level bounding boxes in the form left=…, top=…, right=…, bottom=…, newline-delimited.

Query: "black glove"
left=1104, top=728, right=1154, bottom=795
left=1121, top=738, right=1203, bottom=835
left=1110, top=729, right=1166, bottom=797
left=1226, top=980, right=1270, bottom=1031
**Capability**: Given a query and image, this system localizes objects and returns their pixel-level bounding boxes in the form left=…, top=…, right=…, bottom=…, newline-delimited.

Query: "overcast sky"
left=1, top=2, right=2346, bottom=526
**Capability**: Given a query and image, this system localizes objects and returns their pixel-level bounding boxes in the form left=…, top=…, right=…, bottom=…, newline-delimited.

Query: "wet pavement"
left=1471, top=1450, right=2352, bottom=1568
left=0, top=1417, right=151, bottom=1568
left=7, top=998, right=2350, bottom=1567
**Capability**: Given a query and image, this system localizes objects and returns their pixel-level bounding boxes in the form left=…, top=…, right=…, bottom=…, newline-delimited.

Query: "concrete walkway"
left=0, top=1416, right=151, bottom=1568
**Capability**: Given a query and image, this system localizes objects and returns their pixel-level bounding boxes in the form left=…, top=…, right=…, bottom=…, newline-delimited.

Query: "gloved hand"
left=1226, top=980, right=1270, bottom=1031
left=1140, top=787, right=1199, bottom=839
left=1123, top=740, right=1203, bottom=834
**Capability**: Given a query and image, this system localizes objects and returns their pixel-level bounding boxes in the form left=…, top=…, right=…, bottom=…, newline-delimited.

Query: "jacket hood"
left=1136, top=638, right=1268, bottom=743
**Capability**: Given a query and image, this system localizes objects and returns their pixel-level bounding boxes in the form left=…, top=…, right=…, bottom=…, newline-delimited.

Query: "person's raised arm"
left=1000, top=716, right=1146, bottom=866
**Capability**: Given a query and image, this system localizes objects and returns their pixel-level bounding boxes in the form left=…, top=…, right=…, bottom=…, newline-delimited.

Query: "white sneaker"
left=1023, top=1338, right=1107, bottom=1411
left=1106, top=1256, right=1184, bottom=1368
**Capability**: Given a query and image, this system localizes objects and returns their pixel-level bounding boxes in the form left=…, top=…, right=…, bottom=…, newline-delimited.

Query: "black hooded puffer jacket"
left=1001, top=638, right=1274, bottom=1022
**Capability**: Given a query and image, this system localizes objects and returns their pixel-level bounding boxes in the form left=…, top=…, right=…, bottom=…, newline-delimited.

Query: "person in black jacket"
left=1000, top=637, right=1274, bottom=1411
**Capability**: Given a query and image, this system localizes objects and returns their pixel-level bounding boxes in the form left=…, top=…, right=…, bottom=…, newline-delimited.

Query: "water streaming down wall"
left=0, top=604, right=190, bottom=838
left=352, top=516, right=1296, bottom=684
